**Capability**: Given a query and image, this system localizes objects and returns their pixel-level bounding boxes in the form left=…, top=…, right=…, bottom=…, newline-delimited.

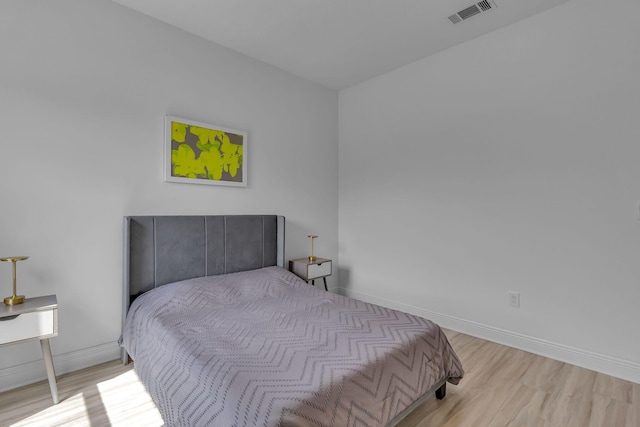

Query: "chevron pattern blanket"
left=121, top=267, right=463, bottom=427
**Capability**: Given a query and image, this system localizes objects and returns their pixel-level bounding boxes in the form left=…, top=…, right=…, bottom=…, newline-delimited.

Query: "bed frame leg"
left=121, top=348, right=132, bottom=365
left=435, top=382, right=446, bottom=400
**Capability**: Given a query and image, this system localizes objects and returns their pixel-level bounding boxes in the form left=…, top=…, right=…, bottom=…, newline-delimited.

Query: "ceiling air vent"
left=448, top=0, right=497, bottom=24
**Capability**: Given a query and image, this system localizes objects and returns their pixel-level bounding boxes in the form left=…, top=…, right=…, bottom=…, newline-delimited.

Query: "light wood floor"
left=1, top=330, right=638, bottom=427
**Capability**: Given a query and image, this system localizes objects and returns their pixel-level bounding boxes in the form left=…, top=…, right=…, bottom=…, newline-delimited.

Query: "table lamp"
left=307, top=235, right=317, bottom=262
left=2, top=256, right=29, bottom=305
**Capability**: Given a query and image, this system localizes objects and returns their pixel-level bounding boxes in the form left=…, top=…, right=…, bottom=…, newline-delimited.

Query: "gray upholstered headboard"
left=121, top=215, right=285, bottom=362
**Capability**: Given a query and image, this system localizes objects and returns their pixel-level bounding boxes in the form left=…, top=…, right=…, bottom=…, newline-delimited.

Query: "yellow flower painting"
left=164, top=116, right=247, bottom=187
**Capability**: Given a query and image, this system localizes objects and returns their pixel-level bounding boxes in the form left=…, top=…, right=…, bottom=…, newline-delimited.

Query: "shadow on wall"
left=337, top=266, right=350, bottom=294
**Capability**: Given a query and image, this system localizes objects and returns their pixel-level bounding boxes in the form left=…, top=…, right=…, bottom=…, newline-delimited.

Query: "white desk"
left=0, top=295, right=59, bottom=404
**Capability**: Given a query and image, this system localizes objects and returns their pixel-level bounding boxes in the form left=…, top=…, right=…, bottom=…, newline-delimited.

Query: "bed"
left=120, top=215, right=463, bottom=427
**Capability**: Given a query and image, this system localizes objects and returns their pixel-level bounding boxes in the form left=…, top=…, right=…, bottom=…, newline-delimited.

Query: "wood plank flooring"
left=0, top=330, right=637, bottom=426
left=399, top=330, right=639, bottom=427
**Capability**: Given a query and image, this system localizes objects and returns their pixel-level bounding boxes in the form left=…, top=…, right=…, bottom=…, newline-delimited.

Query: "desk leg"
left=40, top=339, right=59, bottom=404
left=322, top=277, right=328, bottom=291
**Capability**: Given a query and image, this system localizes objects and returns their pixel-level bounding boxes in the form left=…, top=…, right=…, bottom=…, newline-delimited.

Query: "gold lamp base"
left=2, top=256, right=29, bottom=306
left=307, top=235, right=318, bottom=263
left=4, top=295, right=25, bottom=305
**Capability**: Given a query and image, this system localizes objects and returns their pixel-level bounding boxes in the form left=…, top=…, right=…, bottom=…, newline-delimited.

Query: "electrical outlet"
left=508, top=291, right=520, bottom=308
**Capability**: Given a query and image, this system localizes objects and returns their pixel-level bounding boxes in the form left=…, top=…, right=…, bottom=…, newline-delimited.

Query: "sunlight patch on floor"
left=8, top=368, right=163, bottom=427
left=95, top=369, right=164, bottom=425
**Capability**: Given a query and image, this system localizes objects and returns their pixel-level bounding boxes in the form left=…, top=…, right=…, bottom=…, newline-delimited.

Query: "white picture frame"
left=164, top=115, right=247, bottom=187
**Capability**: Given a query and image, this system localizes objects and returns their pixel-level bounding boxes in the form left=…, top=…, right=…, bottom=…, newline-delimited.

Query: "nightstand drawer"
left=0, top=310, right=56, bottom=345
left=308, top=261, right=331, bottom=279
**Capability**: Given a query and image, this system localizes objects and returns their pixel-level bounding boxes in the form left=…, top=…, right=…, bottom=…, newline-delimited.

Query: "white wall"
left=0, top=0, right=338, bottom=391
left=339, top=0, right=640, bottom=383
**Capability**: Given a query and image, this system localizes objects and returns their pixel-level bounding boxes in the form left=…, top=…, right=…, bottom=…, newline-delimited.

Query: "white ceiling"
left=112, top=0, right=570, bottom=90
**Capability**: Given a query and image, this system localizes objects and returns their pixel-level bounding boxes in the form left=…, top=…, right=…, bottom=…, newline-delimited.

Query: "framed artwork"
left=164, top=116, right=247, bottom=187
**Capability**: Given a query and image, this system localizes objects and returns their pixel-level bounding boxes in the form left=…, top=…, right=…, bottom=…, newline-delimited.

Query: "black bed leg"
left=435, top=382, right=446, bottom=400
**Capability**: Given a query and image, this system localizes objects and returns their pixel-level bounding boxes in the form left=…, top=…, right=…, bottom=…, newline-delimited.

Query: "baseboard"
left=0, top=341, right=121, bottom=393
left=339, top=287, right=640, bottom=385
left=4, top=293, right=637, bottom=393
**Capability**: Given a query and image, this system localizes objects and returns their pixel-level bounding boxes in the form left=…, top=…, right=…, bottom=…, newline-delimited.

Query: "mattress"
left=121, top=266, right=463, bottom=427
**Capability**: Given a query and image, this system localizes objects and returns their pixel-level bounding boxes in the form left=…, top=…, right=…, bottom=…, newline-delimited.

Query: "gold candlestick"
left=307, top=235, right=318, bottom=262
left=2, top=256, right=29, bottom=305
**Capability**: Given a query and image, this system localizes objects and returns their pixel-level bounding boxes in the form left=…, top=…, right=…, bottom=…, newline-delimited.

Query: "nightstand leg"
left=322, top=277, right=327, bottom=291
left=40, top=338, right=59, bottom=404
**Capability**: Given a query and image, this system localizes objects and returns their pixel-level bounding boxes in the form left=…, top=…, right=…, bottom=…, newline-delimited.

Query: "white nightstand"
left=289, top=257, right=332, bottom=291
left=0, top=295, right=59, bottom=404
